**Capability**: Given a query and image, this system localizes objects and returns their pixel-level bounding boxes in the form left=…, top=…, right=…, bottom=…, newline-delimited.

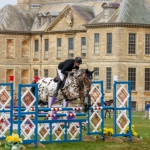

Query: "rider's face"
left=75, top=62, right=80, bottom=67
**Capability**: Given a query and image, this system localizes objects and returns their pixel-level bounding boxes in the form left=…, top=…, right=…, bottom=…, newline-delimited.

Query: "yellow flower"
left=103, top=128, right=114, bottom=136
left=6, top=136, right=13, bottom=142
left=19, top=138, right=22, bottom=143
left=124, top=126, right=129, bottom=133
left=133, top=131, right=138, bottom=137
left=13, top=134, right=19, bottom=143
left=104, top=128, right=107, bottom=131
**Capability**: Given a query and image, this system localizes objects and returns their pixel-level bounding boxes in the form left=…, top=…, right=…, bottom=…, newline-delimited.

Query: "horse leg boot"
left=53, top=79, right=63, bottom=97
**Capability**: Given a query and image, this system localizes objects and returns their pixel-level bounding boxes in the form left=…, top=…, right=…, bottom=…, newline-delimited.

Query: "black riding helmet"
left=75, top=57, right=82, bottom=64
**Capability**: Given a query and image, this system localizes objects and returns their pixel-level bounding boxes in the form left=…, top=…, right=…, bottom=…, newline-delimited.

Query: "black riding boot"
left=53, top=80, right=63, bottom=97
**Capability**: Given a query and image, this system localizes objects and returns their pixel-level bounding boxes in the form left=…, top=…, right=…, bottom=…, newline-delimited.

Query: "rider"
left=53, top=57, right=82, bottom=97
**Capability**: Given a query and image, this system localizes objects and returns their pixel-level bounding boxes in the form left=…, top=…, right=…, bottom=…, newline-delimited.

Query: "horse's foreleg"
left=109, top=110, right=111, bottom=118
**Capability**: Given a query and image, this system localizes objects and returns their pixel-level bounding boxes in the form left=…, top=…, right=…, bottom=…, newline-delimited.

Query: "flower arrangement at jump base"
left=103, top=128, right=114, bottom=136
left=5, top=133, right=22, bottom=150
left=102, top=128, right=121, bottom=143
left=124, top=125, right=142, bottom=140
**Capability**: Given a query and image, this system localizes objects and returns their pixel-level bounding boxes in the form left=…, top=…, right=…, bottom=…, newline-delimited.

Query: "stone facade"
left=0, top=0, right=150, bottom=111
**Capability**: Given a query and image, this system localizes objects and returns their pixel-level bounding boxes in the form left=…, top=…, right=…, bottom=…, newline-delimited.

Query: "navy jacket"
left=58, top=59, right=79, bottom=76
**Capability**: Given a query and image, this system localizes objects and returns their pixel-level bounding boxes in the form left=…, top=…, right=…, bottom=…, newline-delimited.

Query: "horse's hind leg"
left=105, top=111, right=107, bottom=118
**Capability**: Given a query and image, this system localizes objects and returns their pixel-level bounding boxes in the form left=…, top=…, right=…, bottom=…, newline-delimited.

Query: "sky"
left=0, top=0, right=17, bottom=9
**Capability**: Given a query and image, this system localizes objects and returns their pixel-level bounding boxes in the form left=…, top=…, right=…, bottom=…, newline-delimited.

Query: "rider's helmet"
left=75, top=57, right=82, bottom=64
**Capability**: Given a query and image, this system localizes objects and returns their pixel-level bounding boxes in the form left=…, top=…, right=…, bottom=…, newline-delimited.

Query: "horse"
left=96, top=99, right=114, bottom=118
left=31, top=69, right=95, bottom=112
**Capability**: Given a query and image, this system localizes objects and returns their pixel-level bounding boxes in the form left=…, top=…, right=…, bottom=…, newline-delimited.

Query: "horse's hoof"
left=44, top=117, right=48, bottom=120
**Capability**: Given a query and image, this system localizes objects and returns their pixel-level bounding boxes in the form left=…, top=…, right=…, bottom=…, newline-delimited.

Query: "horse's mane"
left=73, top=69, right=86, bottom=73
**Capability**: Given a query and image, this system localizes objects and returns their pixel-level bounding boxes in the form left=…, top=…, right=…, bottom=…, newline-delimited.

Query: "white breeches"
left=57, top=69, right=65, bottom=81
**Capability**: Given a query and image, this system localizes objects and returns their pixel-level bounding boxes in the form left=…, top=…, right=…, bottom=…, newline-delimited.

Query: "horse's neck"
left=64, top=76, right=72, bottom=86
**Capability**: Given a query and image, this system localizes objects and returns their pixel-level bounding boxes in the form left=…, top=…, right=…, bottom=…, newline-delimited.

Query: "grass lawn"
left=1, top=112, right=150, bottom=150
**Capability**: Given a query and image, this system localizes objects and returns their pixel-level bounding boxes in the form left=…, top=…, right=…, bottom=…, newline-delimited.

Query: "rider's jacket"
left=58, top=59, right=79, bottom=77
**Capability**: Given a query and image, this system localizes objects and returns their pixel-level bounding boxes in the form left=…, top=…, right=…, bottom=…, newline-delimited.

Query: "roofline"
left=0, top=30, right=48, bottom=35
left=48, top=29, right=87, bottom=33
left=45, top=5, right=90, bottom=32
left=0, top=29, right=87, bottom=34
left=84, top=22, right=150, bottom=28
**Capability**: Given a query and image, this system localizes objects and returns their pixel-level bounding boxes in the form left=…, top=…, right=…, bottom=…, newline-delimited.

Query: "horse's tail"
left=31, top=80, right=37, bottom=95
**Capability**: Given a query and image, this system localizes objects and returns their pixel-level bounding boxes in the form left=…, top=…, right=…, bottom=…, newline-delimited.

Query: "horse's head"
left=81, top=69, right=95, bottom=92
left=68, top=69, right=94, bottom=102
left=85, top=69, right=95, bottom=81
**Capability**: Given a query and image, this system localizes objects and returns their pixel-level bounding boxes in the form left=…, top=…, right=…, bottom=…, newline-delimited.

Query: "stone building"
left=0, top=0, right=150, bottom=111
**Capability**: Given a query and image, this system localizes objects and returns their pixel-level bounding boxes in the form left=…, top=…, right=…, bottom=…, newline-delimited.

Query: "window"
left=22, top=40, right=29, bottom=57
left=6, top=69, right=14, bottom=82
left=6, top=69, right=14, bottom=90
left=107, top=33, right=112, bottom=54
left=94, top=33, right=99, bottom=54
left=35, top=40, right=39, bottom=52
left=7, top=39, right=14, bottom=58
left=48, top=16, right=51, bottom=23
left=44, top=39, right=49, bottom=59
left=128, top=33, right=136, bottom=54
left=132, top=101, right=136, bottom=111
left=38, top=18, right=42, bottom=27
left=94, top=68, right=99, bottom=80
left=51, top=16, right=56, bottom=21
left=34, top=69, right=38, bottom=76
left=57, top=38, right=61, bottom=58
left=68, top=38, right=74, bottom=57
left=45, top=39, right=49, bottom=51
left=34, top=40, right=39, bottom=59
left=30, top=4, right=40, bottom=8
left=44, top=69, right=48, bottom=77
left=128, top=68, right=136, bottom=90
left=145, top=34, right=150, bottom=54
left=21, top=70, right=29, bottom=84
left=104, top=8, right=110, bottom=19
left=81, top=37, right=86, bottom=57
left=106, top=67, right=112, bottom=90
left=145, top=68, right=150, bottom=91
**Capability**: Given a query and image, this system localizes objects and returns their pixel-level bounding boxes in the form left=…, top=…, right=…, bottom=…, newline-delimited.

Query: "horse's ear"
left=86, top=69, right=88, bottom=74
left=91, top=70, right=95, bottom=74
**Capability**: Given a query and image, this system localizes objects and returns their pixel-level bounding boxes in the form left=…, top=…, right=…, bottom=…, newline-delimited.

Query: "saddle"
left=53, top=77, right=59, bottom=82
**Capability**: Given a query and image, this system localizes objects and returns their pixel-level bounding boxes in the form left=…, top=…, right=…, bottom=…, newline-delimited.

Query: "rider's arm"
left=75, top=66, right=79, bottom=70
left=61, top=65, right=69, bottom=77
